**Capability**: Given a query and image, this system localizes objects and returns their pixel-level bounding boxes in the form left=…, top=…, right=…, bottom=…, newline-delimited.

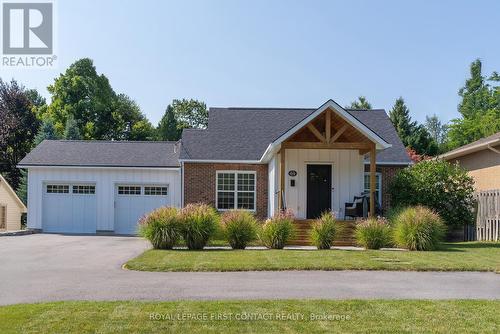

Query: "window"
left=364, top=173, right=382, bottom=205
left=72, top=185, right=95, bottom=194
left=216, top=172, right=256, bottom=210
left=46, top=185, right=69, bottom=194
left=0, top=205, right=6, bottom=229
left=118, top=186, right=141, bottom=195
left=144, top=186, right=168, bottom=196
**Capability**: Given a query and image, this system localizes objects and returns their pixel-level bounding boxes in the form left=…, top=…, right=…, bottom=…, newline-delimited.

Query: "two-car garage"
left=41, top=182, right=171, bottom=234
left=19, top=140, right=182, bottom=234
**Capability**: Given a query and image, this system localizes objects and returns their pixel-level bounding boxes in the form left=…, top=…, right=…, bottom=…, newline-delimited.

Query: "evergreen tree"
left=18, top=119, right=60, bottom=204
left=16, top=169, right=28, bottom=205
left=347, top=96, right=372, bottom=110
left=389, top=97, right=437, bottom=156
left=63, top=115, right=81, bottom=140
left=34, top=118, right=59, bottom=145
left=447, top=59, right=500, bottom=149
left=157, top=105, right=181, bottom=141
left=389, top=97, right=415, bottom=147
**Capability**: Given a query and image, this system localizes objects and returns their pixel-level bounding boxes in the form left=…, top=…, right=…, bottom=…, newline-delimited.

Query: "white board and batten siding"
left=27, top=167, right=181, bottom=232
left=270, top=149, right=364, bottom=219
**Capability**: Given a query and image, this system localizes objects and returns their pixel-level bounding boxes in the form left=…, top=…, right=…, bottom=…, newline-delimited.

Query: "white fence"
left=475, top=190, right=500, bottom=241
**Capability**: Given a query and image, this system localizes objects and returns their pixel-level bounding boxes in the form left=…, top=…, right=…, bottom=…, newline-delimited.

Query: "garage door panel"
left=42, top=184, right=97, bottom=233
left=114, top=185, right=169, bottom=235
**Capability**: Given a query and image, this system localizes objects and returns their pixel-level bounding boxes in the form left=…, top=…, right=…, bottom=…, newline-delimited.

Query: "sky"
left=2, top=0, right=500, bottom=125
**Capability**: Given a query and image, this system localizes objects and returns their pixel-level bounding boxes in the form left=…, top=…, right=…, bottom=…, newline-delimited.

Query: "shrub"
left=393, top=206, right=446, bottom=251
left=180, top=203, right=219, bottom=250
left=220, top=210, right=258, bottom=249
left=259, top=209, right=295, bottom=249
left=138, top=207, right=181, bottom=249
left=389, top=160, right=475, bottom=227
left=310, top=212, right=337, bottom=249
left=355, top=217, right=392, bottom=250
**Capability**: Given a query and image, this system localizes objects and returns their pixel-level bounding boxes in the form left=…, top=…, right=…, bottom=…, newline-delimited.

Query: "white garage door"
left=42, top=184, right=97, bottom=233
left=114, top=185, right=169, bottom=235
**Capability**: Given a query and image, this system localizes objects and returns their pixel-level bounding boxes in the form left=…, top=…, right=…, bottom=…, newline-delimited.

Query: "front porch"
left=268, top=101, right=389, bottom=220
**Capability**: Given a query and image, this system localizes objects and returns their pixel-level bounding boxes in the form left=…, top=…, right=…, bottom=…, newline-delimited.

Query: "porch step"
left=288, top=219, right=358, bottom=246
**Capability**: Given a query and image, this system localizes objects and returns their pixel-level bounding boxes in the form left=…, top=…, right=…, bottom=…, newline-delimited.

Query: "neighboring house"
left=439, top=132, right=500, bottom=191
left=18, top=99, right=410, bottom=234
left=0, top=174, right=27, bottom=231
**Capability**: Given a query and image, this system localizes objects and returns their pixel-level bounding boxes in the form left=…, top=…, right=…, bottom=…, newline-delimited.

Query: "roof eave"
left=438, top=138, right=500, bottom=160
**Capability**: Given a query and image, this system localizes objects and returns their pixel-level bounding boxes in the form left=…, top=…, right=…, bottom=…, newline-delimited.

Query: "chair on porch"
left=344, top=195, right=368, bottom=220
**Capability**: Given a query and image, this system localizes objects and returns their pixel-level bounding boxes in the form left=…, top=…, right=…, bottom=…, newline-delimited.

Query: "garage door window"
left=118, top=186, right=142, bottom=195
left=73, top=185, right=96, bottom=194
left=46, top=185, right=69, bottom=193
left=144, top=186, right=168, bottom=196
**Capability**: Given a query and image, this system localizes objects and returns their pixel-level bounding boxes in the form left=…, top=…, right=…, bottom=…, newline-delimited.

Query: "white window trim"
left=215, top=170, right=257, bottom=212
left=117, top=185, right=143, bottom=196
left=144, top=185, right=169, bottom=196
left=364, top=172, right=382, bottom=206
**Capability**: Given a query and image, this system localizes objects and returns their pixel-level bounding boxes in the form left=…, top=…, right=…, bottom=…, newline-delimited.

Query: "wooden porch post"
left=279, top=148, right=286, bottom=211
left=369, top=144, right=376, bottom=217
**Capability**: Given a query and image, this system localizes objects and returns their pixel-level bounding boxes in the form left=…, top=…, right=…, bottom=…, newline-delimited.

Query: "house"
left=18, top=100, right=410, bottom=234
left=0, top=174, right=27, bottom=231
left=439, top=132, right=500, bottom=191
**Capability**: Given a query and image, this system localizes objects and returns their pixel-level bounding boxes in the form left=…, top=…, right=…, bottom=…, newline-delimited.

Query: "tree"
left=389, top=97, right=416, bottom=147
left=112, top=94, right=155, bottom=141
left=447, top=59, right=500, bottom=149
left=157, top=105, right=181, bottom=141
left=347, top=96, right=372, bottom=110
left=17, top=118, right=60, bottom=204
left=171, top=99, right=208, bottom=129
left=389, top=97, right=437, bottom=156
left=63, top=115, right=81, bottom=140
left=0, top=79, right=40, bottom=189
left=34, top=118, right=59, bottom=145
left=16, top=169, right=28, bottom=205
left=40, top=58, right=155, bottom=140
left=389, top=160, right=475, bottom=227
left=425, top=114, right=447, bottom=145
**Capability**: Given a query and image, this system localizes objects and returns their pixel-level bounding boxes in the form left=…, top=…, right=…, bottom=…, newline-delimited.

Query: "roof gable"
left=0, top=174, right=27, bottom=211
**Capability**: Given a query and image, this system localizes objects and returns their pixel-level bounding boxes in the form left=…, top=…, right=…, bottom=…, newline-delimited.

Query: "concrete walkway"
left=0, top=234, right=499, bottom=306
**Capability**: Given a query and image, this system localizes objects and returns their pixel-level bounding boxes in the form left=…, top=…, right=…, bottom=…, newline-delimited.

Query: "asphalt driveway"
left=0, top=234, right=499, bottom=305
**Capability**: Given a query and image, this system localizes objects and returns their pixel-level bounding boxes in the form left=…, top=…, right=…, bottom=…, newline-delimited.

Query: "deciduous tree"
left=0, top=79, right=40, bottom=188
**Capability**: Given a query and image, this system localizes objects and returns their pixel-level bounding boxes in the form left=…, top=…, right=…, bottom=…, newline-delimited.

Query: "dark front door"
left=307, top=164, right=332, bottom=219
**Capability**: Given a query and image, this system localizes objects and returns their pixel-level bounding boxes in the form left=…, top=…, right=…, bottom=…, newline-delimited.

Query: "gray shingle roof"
left=18, top=140, right=180, bottom=168
left=440, top=131, right=500, bottom=159
left=180, top=107, right=411, bottom=164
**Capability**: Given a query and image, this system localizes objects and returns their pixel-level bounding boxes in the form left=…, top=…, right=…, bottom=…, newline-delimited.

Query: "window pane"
left=144, top=186, right=167, bottom=196
left=47, top=185, right=69, bottom=194
left=237, top=192, right=255, bottom=210
left=217, top=173, right=235, bottom=191
left=118, top=186, right=141, bottom=195
left=72, top=185, right=95, bottom=194
left=237, top=173, right=255, bottom=191
left=217, top=191, right=235, bottom=210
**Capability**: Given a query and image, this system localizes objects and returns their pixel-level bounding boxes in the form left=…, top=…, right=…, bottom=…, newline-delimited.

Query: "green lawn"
left=1, top=300, right=498, bottom=334
left=125, top=242, right=500, bottom=272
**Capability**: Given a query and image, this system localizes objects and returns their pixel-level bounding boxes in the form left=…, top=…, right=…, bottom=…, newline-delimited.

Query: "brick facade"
left=183, top=163, right=269, bottom=219
left=364, top=164, right=406, bottom=213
